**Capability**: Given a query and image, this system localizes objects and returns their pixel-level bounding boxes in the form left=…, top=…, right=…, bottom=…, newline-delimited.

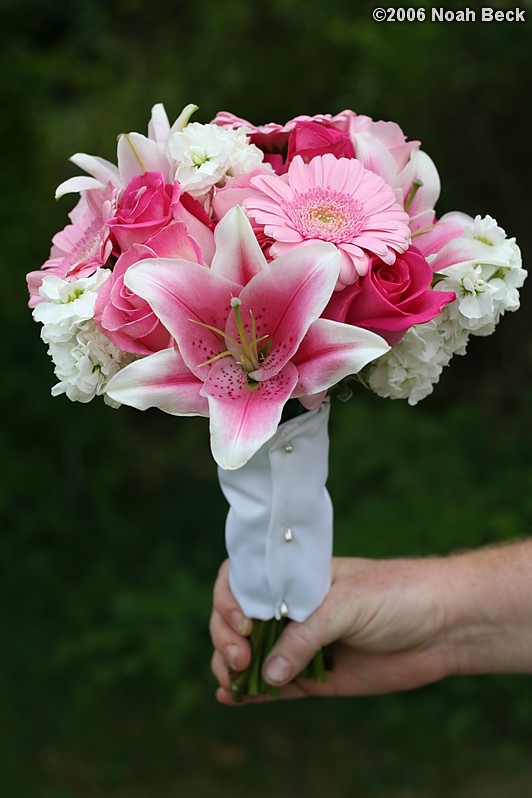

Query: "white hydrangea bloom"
left=434, top=305, right=470, bottom=356
left=368, top=310, right=470, bottom=406
left=168, top=122, right=265, bottom=197
left=34, top=269, right=111, bottom=343
left=48, top=320, right=129, bottom=405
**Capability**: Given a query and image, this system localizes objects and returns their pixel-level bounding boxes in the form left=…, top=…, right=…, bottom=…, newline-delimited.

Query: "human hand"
left=210, top=556, right=452, bottom=704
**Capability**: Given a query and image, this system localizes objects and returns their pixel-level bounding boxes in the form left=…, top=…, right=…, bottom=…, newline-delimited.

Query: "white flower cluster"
left=368, top=213, right=526, bottom=405
left=33, top=270, right=128, bottom=405
left=434, top=213, right=525, bottom=337
left=168, top=122, right=266, bottom=197
left=367, top=310, right=469, bottom=406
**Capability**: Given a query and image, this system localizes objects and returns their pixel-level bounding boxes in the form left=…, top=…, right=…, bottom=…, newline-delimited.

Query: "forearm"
left=438, top=539, right=532, bottom=676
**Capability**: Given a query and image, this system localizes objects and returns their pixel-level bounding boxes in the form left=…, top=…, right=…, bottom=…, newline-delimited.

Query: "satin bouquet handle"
left=218, top=403, right=333, bottom=696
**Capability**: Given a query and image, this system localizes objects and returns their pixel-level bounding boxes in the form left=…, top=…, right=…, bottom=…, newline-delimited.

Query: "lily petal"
left=211, top=207, right=267, bottom=285
left=148, top=103, right=171, bottom=145
left=117, top=133, right=171, bottom=184
left=169, top=103, right=199, bottom=135
left=398, top=150, right=441, bottom=217
left=203, top=359, right=299, bottom=469
left=431, top=237, right=513, bottom=272
left=55, top=176, right=106, bottom=199
left=292, top=318, right=390, bottom=396
left=105, top=346, right=209, bottom=415
left=69, top=153, right=121, bottom=187
left=124, top=258, right=241, bottom=379
left=236, top=242, right=341, bottom=381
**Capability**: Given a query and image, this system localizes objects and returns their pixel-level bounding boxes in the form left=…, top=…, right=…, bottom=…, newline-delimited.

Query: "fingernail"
left=231, top=611, right=252, bottom=636
left=264, top=656, right=292, bottom=685
left=225, top=644, right=240, bottom=669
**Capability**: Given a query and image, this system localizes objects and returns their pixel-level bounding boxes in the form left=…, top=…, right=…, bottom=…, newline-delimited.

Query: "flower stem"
left=228, top=617, right=330, bottom=702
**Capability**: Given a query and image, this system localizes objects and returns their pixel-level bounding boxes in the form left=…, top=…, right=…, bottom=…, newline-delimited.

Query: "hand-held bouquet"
left=28, top=103, right=526, bottom=698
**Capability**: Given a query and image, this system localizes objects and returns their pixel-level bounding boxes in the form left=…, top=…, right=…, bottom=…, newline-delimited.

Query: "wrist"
left=436, top=541, right=532, bottom=677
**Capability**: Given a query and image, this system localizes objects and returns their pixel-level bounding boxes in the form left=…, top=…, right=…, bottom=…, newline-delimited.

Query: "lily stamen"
left=190, top=299, right=270, bottom=373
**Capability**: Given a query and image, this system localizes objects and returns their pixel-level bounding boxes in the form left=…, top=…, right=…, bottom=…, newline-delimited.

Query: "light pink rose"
left=211, top=170, right=270, bottom=221
left=107, top=171, right=180, bottom=252
left=325, top=246, right=456, bottom=346
left=94, top=221, right=202, bottom=355
left=347, top=115, right=419, bottom=176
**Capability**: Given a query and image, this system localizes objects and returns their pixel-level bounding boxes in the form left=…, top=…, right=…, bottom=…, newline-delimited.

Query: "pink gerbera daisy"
left=244, top=153, right=411, bottom=289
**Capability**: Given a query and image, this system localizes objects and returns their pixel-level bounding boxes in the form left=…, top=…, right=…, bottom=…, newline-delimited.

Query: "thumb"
left=262, top=607, right=339, bottom=687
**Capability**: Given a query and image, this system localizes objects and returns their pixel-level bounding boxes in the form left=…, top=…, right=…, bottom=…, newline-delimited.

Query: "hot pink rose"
left=325, top=246, right=455, bottom=346
left=107, top=172, right=179, bottom=252
left=285, top=120, right=355, bottom=170
left=94, top=221, right=202, bottom=355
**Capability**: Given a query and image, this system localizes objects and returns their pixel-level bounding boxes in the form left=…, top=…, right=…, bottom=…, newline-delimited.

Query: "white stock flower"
left=48, top=320, right=129, bottom=405
left=33, top=268, right=130, bottom=404
left=168, top=122, right=265, bottom=196
left=34, top=269, right=111, bottom=343
left=435, top=214, right=526, bottom=337
left=437, top=263, right=499, bottom=334
left=224, top=127, right=266, bottom=176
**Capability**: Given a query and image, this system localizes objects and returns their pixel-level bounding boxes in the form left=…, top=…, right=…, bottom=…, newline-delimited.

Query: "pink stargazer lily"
left=105, top=207, right=389, bottom=469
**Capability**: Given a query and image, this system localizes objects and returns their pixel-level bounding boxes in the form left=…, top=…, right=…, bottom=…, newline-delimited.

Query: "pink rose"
left=212, top=111, right=356, bottom=175
left=285, top=120, right=355, bottom=170
left=94, top=221, right=202, bottom=355
left=211, top=170, right=270, bottom=221
left=107, top=172, right=179, bottom=252
left=325, top=246, right=456, bottom=346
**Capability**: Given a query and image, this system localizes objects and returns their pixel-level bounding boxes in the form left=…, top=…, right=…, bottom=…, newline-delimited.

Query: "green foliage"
left=1, top=0, right=531, bottom=795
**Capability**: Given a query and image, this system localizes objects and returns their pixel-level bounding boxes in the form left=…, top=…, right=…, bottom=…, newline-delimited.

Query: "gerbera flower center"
left=284, top=188, right=367, bottom=243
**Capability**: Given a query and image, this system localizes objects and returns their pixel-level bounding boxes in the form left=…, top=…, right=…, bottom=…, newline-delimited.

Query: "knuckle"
left=285, top=622, right=316, bottom=653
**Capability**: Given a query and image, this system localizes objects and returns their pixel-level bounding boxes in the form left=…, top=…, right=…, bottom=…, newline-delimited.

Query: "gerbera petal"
left=264, top=225, right=303, bottom=243
left=105, top=347, right=209, bottom=415
left=249, top=173, right=293, bottom=204
left=243, top=154, right=410, bottom=289
left=203, top=359, right=298, bottom=469
left=286, top=155, right=313, bottom=192
left=325, top=155, right=356, bottom=193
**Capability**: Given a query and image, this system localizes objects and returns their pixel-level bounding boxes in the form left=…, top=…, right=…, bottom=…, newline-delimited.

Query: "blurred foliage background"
left=1, top=0, right=531, bottom=795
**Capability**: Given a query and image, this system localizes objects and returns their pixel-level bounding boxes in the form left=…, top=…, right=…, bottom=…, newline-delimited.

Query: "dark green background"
left=1, top=1, right=531, bottom=796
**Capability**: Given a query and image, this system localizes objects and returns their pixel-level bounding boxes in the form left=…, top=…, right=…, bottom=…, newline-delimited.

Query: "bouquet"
left=27, top=103, right=526, bottom=699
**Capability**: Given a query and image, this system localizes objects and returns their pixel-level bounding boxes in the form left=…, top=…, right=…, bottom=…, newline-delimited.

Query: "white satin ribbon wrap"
left=217, top=402, right=333, bottom=622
